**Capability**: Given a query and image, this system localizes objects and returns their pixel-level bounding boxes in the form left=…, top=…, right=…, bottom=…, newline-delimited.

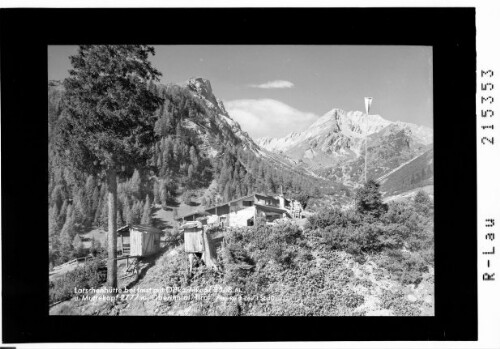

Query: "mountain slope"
left=378, top=148, right=434, bottom=197
left=183, top=77, right=261, bottom=155
left=48, top=77, right=326, bottom=232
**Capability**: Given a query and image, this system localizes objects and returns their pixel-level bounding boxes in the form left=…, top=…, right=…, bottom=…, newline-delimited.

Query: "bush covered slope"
left=51, top=187, right=434, bottom=316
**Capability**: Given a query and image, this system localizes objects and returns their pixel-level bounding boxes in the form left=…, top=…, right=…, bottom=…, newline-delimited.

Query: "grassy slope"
left=379, top=149, right=433, bottom=197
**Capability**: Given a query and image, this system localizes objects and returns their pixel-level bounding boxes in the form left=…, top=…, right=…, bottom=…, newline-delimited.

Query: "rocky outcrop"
left=185, top=77, right=260, bottom=154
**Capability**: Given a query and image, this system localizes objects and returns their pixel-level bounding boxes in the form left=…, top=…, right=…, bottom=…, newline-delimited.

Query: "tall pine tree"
left=54, top=45, right=163, bottom=289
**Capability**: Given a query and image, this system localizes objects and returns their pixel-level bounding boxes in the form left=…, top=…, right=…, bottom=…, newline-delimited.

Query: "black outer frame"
left=0, top=8, right=476, bottom=343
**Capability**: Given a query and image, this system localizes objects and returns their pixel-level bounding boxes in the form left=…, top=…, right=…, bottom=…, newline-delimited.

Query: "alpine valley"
left=47, top=45, right=435, bottom=318
left=49, top=76, right=434, bottom=240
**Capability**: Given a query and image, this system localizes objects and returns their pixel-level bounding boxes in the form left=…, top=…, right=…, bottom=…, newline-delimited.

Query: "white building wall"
left=207, top=214, right=219, bottom=225
left=228, top=206, right=256, bottom=227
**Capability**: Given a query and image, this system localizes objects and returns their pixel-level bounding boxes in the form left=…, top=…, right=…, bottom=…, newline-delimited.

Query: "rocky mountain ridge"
left=183, top=77, right=261, bottom=155
left=182, top=78, right=321, bottom=180
left=256, top=107, right=433, bottom=188
left=49, top=76, right=433, bottom=197
left=257, top=108, right=432, bottom=155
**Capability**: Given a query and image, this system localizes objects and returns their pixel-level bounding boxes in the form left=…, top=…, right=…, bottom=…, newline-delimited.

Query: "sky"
left=48, top=45, right=433, bottom=139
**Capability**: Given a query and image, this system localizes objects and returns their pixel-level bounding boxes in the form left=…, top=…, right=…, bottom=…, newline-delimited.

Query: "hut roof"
left=176, top=210, right=209, bottom=221
left=180, top=221, right=203, bottom=230
left=179, top=193, right=291, bottom=220
left=117, top=224, right=163, bottom=235
left=204, top=192, right=275, bottom=211
left=254, top=204, right=290, bottom=215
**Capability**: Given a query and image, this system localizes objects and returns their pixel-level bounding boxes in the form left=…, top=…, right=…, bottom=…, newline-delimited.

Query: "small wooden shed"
left=117, top=224, right=163, bottom=257
left=180, top=221, right=218, bottom=271
left=181, top=221, right=204, bottom=253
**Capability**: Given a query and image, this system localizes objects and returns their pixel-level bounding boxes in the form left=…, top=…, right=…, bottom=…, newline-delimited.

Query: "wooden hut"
left=180, top=221, right=218, bottom=272
left=181, top=221, right=204, bottom=253
left=117, top=224, right=163, bottom=257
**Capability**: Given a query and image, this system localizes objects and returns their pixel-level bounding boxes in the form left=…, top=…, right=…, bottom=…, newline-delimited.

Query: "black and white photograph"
left=47, top=44, right=435, bottom=317
left=1, top=5, right=484, bottom=345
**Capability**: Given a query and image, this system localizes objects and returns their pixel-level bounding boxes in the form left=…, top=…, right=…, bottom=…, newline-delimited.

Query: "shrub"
left=181, top=190, right=195, bottom=205
left=344, top=292, right=365, bottom=309
left=292, top=192, right=311, bottom=209
left=149, top=203, right=433, bottom=315
left=305, top=197, right=433, bottom=287
left=165, top=226, right=183, bottom=247
left=380, top=289, right=421, bottom=316
left=306, top=208, right=360, bottom=230
left=319, top=219, right=401, bottom=256
left=413, top=190, right=433, bottom=215
left=376, top=251, right=429, bottom=285
left=72, top=243, right=88, bottom=259
left=89, top=238, right=106, bottom=258
left=49, top=259, right=106, bottom=304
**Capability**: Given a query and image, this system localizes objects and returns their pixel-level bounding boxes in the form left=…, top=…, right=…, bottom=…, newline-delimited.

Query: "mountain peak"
left=186, top=77, right=213, bottom=96
left=185, top=77, right=229, bottom=116
left=308, top=108, right=391, bottom=137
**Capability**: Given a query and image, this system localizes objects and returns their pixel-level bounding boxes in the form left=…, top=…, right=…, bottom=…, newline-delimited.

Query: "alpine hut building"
left=117, top=224, right=163, bottom=257
left=177, top=193, right=295, bottom=228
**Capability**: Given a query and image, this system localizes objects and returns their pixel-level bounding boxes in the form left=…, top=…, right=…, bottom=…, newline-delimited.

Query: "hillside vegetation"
left=48, top=47, right=433, bottom=317
left=51, top=183, right=433, bottom=316
left=379, top=149, right=434, bottom=197
left=49, top=79, right=327, bottom=267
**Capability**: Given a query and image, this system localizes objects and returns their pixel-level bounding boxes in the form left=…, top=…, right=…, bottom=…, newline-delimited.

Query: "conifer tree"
left=72, top=233, right=82, bottom=250
left=59, top=207, right=76, bottom=261
left=141, top=195, right=152, bottom=225
left=117, top=206, right=125, bottom=227
left=355, top=179, right=388, bottom=217
left=187, top=164, right=195, bottom=188
left=58, top=200, right=68, bottom=228
left=49, top=204, right=60, bottom=247
left=99, top=199, right=109, bottom=229
left=131, top=201, right=143, bottom=224
left=129, top=169, right=142, bottom=200
left=91, top=187, right=100, bottom=218
left=72, top=189, right=87, bottom=226
left=413, top=190, right=432, bottom=215
left=123, top=201, right=132, bottom=224
left=153, top=180, right=161, bottom=204
left=51, top=185, right=66, bottom=212
left=223, top=182, right=231, bottom=202
left=54, top=45, right=163, bottom=289
left=84, top=175, right=97, bottom=207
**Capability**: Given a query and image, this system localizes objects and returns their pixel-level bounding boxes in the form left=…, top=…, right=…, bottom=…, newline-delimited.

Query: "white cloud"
left=248, top=80, right=294, bottom=89
left=225, top=99, right=319, bottom=139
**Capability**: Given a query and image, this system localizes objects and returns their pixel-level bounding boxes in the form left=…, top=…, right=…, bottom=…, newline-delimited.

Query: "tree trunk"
left=107, top=167, right=118, bottom=290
